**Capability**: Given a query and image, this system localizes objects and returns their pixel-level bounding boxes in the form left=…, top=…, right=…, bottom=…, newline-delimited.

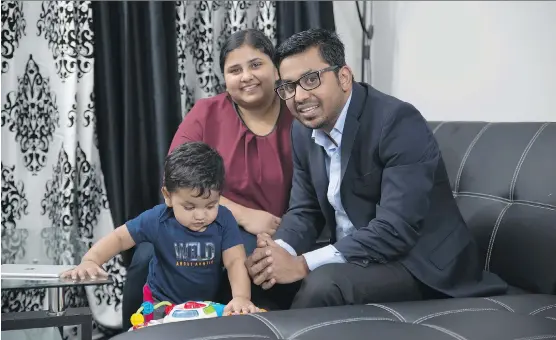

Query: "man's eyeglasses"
left=275, top=65, right=339, bottom=100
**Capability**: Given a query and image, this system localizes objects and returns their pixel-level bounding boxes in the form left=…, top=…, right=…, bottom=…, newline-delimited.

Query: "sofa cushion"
left=426, top=122, right=556, bottom=295
left=113, top=294, right=556, bottom=340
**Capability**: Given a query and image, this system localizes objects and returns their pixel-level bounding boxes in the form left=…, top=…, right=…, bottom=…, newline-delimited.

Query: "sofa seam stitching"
left=366, top=303, right=406, bottom=322
left=530, top=304, right=556, bottom=316
left=509, top=122, right=549, bottom=201
left=414, top=308, right=498, bottom=324
left=287, top=317, right=396, bottom=339
left=420, top=323, right=469, bottom=340
left=484, top=202, right=512, bottom=271
left=247, top=313, right=284, bottom=339
left=454, top=122, right=491, bottom=194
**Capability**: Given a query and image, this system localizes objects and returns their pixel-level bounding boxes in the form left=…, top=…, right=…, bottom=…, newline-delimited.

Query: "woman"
left=122, top=29, right=293, bottom=328
left=169, top=29, right=293, bottom=253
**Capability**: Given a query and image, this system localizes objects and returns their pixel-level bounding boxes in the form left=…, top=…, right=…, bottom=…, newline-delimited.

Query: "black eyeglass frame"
left=274, top=65, right=339, bottom=100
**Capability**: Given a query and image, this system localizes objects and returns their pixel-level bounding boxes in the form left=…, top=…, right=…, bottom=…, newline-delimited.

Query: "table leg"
left=47, top=286, right=66, bottom=316
left=81, top=316, right=93, bottom=340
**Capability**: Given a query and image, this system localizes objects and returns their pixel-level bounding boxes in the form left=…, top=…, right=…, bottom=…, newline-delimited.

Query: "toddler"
left=62, top=142, right=257, bottom=317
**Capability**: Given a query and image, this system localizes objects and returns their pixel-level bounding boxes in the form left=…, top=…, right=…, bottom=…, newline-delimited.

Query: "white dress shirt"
left=275, top=92, right=354, bottom=271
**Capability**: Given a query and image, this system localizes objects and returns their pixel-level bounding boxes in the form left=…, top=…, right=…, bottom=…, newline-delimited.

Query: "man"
left=245, top=28, right=508, bottom=309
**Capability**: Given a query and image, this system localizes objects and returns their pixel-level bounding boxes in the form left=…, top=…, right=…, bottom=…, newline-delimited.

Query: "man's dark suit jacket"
left=274, top=82, right=508, bottom=298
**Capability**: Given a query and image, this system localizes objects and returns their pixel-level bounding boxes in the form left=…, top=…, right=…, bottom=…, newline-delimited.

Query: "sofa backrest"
left=428, top=121, right=556, bottom=295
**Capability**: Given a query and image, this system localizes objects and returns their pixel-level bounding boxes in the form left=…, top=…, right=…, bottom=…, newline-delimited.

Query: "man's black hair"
left=275, top=28, right=346, bottom=70
left=164, top=142, right=225, bottom=198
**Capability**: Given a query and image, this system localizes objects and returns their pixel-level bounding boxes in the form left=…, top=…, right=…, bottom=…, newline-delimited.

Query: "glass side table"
left=1, top=275, right=113, bottom=340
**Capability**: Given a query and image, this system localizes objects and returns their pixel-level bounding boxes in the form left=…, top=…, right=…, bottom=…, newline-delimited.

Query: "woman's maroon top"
left=169, top=93, right=294, bottom=218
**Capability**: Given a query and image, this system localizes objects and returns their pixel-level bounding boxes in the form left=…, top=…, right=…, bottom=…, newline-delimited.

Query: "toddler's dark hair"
left=164, top=142, right=225, bottom=198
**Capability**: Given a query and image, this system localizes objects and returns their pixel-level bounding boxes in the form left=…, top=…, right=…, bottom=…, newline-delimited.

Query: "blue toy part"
left=141, top=301, right=154, bottom=315
left=210, top=302, right=226, bottom=317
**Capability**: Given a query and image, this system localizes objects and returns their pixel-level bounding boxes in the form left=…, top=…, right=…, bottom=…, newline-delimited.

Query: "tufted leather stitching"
left=432, top=121, right=447, bottom=134
left=287, top=317, right=396, bottom=339
left=458, top=191, right=512, bottom=203
left=366, top=303, right=407, bottom=321
left=192, top=335, right=272, bottom=340
left=413, top=308, right=499, bottom=324
left=454, top=123, right=491, bottom=194
left=483, top=297, right=516, bottom=312
left=516, top=200, right=556, bottom=210
left=247, top=313, right=284, bottom=339
left=485, top=203, right=512, bottom=271
left=456, top=192, right=556, bottom=210
left=514, top=335, right=556, bottom=340
left=530, top=304, right=556, bottom=316
left=509, top=123, right=550, bottom=201
left=420, top=323, right=469, bottom=340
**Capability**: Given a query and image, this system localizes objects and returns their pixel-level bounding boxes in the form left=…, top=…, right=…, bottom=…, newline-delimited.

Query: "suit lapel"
left=310, top=143, right=328, bottom=198
left=340, top=83, right=367, bottom=181
left=309, top=141, right=336, bottom=224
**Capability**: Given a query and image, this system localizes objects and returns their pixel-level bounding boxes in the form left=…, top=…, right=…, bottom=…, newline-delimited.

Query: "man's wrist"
left=295, top=255, right=310, bottom=279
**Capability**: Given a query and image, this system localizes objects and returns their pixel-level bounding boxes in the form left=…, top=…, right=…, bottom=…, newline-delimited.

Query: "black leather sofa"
left=114, top=121, right=556, bottom=340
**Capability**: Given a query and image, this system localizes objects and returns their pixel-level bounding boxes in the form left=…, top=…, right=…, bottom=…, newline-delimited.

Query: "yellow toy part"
left=130, top=313, right=144, bottom=327
left=130, top=301, right=174, bottom=327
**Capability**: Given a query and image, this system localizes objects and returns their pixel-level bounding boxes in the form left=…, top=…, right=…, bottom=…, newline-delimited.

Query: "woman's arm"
left=220, top=196, right=250, bottom=226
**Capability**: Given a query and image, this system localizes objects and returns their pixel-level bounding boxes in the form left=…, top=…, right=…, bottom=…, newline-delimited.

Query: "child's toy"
left=163, top=301, right=225, bottom=323
left=130, top=301, right=174, bottom=329
left=129, top=300, right=267, bottom=331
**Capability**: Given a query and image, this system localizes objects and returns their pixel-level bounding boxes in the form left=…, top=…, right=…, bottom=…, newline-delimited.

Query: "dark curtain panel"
left=275, top=1, right=336, bottom=45
left=92, top=1, right=182, bottom=264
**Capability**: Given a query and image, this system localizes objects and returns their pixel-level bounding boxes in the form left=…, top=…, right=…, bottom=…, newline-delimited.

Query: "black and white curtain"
left=176, top=1, right=276, bottom=114
left=1, top=1, right=124, bottom=339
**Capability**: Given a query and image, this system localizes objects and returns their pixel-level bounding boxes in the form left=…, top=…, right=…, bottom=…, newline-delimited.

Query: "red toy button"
left=165, top=304, right=175, bottom=315
left=183, top=301, right=206, bottom=309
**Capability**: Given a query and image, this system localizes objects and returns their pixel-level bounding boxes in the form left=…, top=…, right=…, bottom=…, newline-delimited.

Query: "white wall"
left=332, top=1, right=365, bottom=82
left=334, top=1, right=556, bottom=122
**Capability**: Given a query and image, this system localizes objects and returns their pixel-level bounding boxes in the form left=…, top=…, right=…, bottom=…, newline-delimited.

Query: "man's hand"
left=245, top=246, right=273, bottom=282
left=246, top=234, right=309, bottom=290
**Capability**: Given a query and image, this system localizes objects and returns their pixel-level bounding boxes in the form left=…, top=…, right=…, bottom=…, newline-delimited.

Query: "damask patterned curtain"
left=1, top=1, right=123, bottom=339
left=175, top=1, right=277, bottom=115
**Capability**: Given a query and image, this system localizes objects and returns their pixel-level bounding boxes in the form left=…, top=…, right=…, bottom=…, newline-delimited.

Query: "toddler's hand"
left=224, top=296, right=258, bottom=315
left=59, top=260, right=108, bottom=281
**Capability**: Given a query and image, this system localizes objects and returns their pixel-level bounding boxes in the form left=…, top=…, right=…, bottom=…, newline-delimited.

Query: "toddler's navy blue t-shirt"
left=126, top=204, right=243, bottom=303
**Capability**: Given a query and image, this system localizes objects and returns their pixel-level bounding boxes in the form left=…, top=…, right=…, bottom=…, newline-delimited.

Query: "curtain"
left=275, top=1, right=336, bottom=45
left=176, top=1, right=277, bottom=114
left=92, top=1, right=183, bottom=267
left=1, top=1, right=123, bottom=339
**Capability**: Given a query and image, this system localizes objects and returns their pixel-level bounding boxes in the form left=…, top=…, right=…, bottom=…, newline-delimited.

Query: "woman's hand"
left=241, top=208, right=281, bottom=236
